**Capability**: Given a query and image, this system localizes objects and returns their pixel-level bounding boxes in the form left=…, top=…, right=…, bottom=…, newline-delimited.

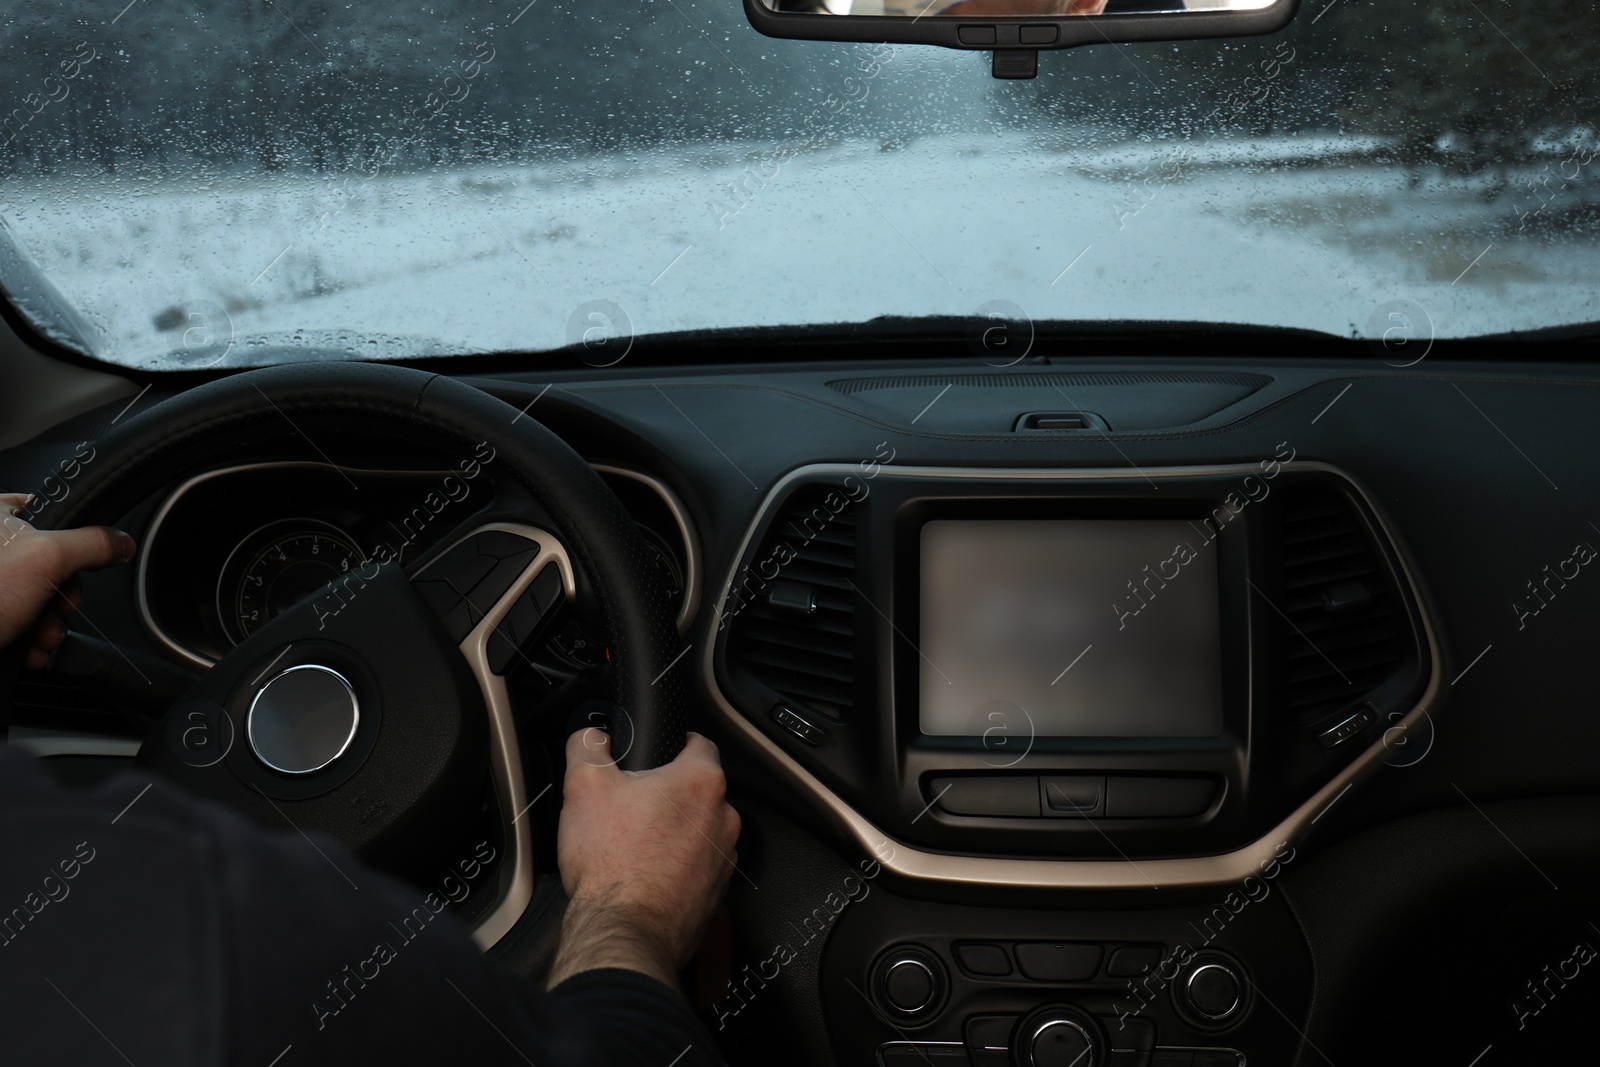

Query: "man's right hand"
left=547, top=728, right=741, bottom=992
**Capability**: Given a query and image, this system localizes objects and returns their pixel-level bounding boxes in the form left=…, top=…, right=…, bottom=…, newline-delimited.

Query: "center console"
left=711, top=459, right=1435, bottom=1063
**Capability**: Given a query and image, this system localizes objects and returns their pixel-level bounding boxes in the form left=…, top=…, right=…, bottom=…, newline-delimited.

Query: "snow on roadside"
left=3, top=130, right=1598, bottom=367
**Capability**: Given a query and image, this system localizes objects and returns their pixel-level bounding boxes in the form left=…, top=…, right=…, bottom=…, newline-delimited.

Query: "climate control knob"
left=871, top=946, right=947, bottom=1020
left=1014, top=1005, right=1103, bottom=1067
left=1174, top=952, right=1250, bottom=1029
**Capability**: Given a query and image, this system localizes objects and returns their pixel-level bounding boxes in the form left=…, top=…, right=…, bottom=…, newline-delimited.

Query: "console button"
left=1040, top=776, right=1104, bottom=817
left=955, top=942, right=1013, bottom=977
left=1098, top=1015, right=1154, bottom=1053
left=1185, top=963, right=1242, bottom=1020
left=1017, top=1006, right=1103, bottom=1067
left=873, top=946, right=947, bottom=1020
left=771, top=703, right=827, bottom=746
left=1106, top=946, right=1163, bottom=977
left=1015, top=941, right=1103, bottom=981
left=1030, top=1021, right=1094, bottom=1067
left=1104, top=777, right=1215, bottom=818
left=957, top=25, right=997, bottom=45
left=931, top=776, right=1041, bottom=817
left=885, top=960, right=937, bottom=1013
left=878, top=1043, right=970, bottom=1064
left=964, top=1014, right=1017, bottom=1063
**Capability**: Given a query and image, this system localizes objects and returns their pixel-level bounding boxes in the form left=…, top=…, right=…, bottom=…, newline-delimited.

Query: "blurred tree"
left=1338, top=0, right=1600, bottom=184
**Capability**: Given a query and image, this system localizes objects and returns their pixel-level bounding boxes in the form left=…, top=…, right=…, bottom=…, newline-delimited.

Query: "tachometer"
left=217, top=519, right=366, bottom=644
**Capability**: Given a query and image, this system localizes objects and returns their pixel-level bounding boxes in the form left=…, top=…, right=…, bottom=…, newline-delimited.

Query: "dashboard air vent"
left=725, top=488, right=858, bottom=720
left=1278, top=485, right=1405, bottom=724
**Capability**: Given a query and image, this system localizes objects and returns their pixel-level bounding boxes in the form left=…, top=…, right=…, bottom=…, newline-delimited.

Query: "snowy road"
left=4, top=131, right=1598, bottom=367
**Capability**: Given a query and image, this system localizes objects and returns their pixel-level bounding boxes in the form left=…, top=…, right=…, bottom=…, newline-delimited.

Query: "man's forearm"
left=546, top=891, right=682, bottom=992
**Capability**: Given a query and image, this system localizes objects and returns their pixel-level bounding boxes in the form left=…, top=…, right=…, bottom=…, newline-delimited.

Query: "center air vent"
left=724, top=487, right=859, bottom=721
left=1278, top=485, right=1406, bottom=725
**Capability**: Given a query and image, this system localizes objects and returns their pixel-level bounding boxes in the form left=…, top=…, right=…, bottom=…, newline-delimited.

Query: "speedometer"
left=217, top=519, right=365, bottom=644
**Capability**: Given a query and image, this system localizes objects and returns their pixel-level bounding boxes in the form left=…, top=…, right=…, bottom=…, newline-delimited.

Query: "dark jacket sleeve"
left=0, top=745, right=724, bottom=1067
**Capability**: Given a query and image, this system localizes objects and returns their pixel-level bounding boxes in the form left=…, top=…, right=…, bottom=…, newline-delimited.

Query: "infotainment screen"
left=919, top=520, right=1224, bottom=738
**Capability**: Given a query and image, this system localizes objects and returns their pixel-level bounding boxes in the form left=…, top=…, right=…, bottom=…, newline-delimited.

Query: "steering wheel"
left=20, top=362, right=688, bottom=945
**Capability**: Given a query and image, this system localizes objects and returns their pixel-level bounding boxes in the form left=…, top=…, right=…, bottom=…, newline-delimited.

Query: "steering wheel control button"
left=446, top=551, right=497, bottom=596
left=770, top=702, right=827, bottom=746
left=955, top=942, right=1013, bottom=977
left=872, top=946, right=947, bottom=1021
left=1015, top=942, right=1104, bottom=982
left=528, top=564, right=564, bottom=613
left=247, top=665, right=360, bottom=776
left=421, top=531, right=540, bottom=629
left=487, top=565, right=568, bottom=675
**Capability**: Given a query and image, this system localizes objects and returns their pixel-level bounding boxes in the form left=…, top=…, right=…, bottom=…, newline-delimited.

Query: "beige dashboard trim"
left=703, top=461, right=1442, bottom=891
left=590, top=462, right=701, bottom=636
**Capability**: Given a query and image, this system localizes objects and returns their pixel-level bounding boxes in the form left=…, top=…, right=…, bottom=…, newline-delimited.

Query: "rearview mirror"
left=744, top=0, right=1298, bottom=79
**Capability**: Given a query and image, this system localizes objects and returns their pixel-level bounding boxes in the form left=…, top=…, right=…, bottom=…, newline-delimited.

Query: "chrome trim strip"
left=591, top=462, right=702, bottom=636
left=413, top=522, right=577, bottom=950
left=704, top=461, right=1442, bottom=892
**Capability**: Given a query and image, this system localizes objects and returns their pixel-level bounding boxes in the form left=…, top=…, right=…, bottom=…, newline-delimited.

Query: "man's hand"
left=547, top=728, right=741, bottom=992
left=0, top=493, right=137, bottom=669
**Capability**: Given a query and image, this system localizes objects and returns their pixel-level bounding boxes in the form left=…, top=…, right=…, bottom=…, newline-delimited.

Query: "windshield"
left=1, top=1, right=1596, bottom=368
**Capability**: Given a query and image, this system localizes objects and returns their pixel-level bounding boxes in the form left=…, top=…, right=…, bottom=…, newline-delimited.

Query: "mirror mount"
left=743, top=0, right=1299, bottom=78
left=992, top=49, right=1038, bottom=80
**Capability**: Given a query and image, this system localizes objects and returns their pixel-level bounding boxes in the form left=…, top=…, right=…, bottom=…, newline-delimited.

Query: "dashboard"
left=8, top=352, right=1600, bottom=1067
left=136, top=459, right=699, bottom=673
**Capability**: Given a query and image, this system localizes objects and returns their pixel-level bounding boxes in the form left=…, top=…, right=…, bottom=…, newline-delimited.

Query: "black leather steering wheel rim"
left=26, top=361, right=689, bottom=772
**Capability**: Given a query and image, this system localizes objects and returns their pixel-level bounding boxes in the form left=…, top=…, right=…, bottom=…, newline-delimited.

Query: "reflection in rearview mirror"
left=765, top=0, right=1277, bottom=16
left=747, top=0, right=1298, bottom=79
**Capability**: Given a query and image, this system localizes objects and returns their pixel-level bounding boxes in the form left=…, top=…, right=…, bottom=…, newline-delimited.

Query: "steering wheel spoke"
left=408, top=521, right=578, bottom=948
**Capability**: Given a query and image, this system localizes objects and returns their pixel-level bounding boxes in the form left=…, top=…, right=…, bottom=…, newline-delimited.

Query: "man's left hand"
left=0, top=493, right=136, bottom=668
